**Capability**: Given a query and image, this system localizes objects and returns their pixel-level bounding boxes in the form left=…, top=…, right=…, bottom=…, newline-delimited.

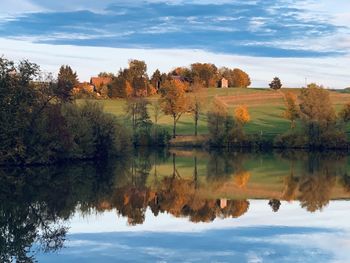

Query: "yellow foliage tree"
left=160, top=80, right=189, bottom=138
left=234, top=105, right=250, bottom=126
left=234, top=171, right=251, bottom=188
left=283, top=92, right=299, bottom=128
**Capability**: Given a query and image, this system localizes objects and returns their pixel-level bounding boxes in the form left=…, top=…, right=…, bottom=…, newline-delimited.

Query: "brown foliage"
left=232, top=68, right=251, bottom=88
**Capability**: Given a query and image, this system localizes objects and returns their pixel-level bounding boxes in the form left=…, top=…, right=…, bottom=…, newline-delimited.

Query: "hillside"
left=82, top=88, right=350, bottom=138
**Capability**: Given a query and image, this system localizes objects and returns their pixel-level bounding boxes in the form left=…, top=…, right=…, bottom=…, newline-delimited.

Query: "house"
left=170, top=75, right=191, bottom=83
left=219, top=198, right=227, bottom=209
left=218, top=77, right=228, bottom=88
left=73, top=82, right=94, bottom=94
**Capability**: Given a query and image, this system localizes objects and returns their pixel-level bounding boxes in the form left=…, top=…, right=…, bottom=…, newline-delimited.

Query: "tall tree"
left=109, top=69, right=133, bottom=98
left=189, top=82, right=206, bottom=136
left=299, top=83, right=337, bottom=145
left=160, top=79, right=189, bottom=138
left=128, top=59, right=149, bottom=97
left=207, top=98, right=228, bottom=144
left=56, top=65, right=78, bottom=102
left=339, top=102, right=350, bottom=123
left=283, top=92, right=300, bottom=128
left=150, top=69, right=162, bottom=92
left=151, top=99, right=163, bottom=138
left=125, top=97, right=151, bottom=130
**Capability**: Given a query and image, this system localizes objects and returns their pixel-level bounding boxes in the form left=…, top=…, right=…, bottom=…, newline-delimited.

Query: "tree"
left=299, top=84, right=335, bottom=125
left=234, top=105, right=250, bottom=126
left=233, top=105, right=250, bottom=141
left=299, top=83, right=337, bottom=146
left=150, top=69, right=162, bottom=92
left=125, top=97, right=150, bottom=130
left=56, top=65, right=78, bottom=102
left=128, top=59, right=149, bottom=97
left=283, top=92, right=300, bottom=128
left=269, top=77, right=282, bottom=90
left=207, top=98, right=228, bottom=145
left=172, top=67, right=192, bottom=81
left=232, top=68, right=251, bottom=88
left=339, top=103, right=350, bottom=122
left=190, top=63, right=218, bottom=88
left=188, top=82, right=206, bottom=136
left=98, top=72, right=114, bottom=78
left=151, top=99, right=163, bottom=138
left=160, top=79, right=189, bottom=138
left=109, top=70, right=133, bottom=98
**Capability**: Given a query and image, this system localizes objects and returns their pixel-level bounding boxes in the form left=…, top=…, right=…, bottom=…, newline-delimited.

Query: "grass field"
left=79, top=87, right=350, bottom=138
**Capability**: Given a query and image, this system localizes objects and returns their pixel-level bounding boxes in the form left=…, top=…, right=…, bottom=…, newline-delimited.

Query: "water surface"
left=1, top=150, right=349, bottom=262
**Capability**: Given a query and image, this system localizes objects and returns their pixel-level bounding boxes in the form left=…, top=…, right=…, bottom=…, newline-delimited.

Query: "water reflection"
left=1, top=150, right=350, bottom=261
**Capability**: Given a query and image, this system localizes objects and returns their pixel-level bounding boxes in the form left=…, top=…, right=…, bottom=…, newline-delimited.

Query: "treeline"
left=276, top=83, right=350, bottom=150
left=76, top=59, right=251, bottom=99
left=0, top=58, right=131, bottom=165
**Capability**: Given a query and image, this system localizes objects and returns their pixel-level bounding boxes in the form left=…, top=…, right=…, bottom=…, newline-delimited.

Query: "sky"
left=0, top=0, right=349, bottom=88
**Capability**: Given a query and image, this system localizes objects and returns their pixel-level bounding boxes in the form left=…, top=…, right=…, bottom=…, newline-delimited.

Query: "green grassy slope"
left=78, top=88, right=350, bottom=137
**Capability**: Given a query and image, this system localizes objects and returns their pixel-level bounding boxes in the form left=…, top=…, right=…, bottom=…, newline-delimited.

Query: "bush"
left=133, top=125, right=170, bottom=147
left=63, top=102, right=132, bottom=159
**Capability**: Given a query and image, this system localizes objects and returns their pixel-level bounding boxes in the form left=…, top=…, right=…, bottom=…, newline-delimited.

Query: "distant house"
left=218, top=77, right=228, bottom=88
left=90, top=77, right=112, bottom=89
left=73, top=82, right=94, bottom=94
left=219, top=198, right=227, bottom=209
left=170, top=75, right=191, bottom=83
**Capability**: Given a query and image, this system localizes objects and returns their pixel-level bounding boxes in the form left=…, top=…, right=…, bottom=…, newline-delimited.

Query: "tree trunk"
left=173, top=116, right=176, bottom=138
left=194, top=113, right=198, bottom=136
left=194, top=156, right=198, bottom=189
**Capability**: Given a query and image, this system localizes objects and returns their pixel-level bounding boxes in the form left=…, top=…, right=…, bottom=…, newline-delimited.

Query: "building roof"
left=90, top=77, right=112, bottom=87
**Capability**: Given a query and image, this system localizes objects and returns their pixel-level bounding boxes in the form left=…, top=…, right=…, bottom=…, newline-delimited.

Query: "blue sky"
left=0, top=0, right=349, bottom=87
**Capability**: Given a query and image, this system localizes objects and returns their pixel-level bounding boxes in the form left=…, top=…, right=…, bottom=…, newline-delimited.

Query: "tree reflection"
left=281, top=152, right=346, bottom=212
left=1, top=150, right=350, bottom=261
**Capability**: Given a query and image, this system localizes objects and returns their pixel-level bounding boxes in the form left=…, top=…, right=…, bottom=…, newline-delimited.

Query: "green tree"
left=269, top=77, right=282, bottom=90
left=150, top=69, right=162, bottom=92
left=299, top=83, right=338, bottom=147
left=128, top=59, right=149, bottom=96
left=207, top=98, right=228, bottom=145
left=188, top=82, right=206, bottom=136
left=339, top=102, right=350, bottom=122
left=56, top=65, right=78, bottom=102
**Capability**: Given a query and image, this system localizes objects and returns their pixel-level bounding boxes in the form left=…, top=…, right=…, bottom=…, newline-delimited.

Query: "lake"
left=1, top=149, right=350, bottom=262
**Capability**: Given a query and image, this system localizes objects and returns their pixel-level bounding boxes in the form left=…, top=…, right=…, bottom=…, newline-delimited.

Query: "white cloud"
left=0, top=38, right=349, bottom=88
left=0, top=0, right=43, bottom=15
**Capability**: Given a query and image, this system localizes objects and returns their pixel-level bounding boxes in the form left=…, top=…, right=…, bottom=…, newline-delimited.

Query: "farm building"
left=218, top=77, right=228, bottom=88
left=90, top=77, right=112, bottom=89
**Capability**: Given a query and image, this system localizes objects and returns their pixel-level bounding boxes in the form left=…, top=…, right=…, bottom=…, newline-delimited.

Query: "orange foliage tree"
left=232, top=68, right=251, bottom=88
